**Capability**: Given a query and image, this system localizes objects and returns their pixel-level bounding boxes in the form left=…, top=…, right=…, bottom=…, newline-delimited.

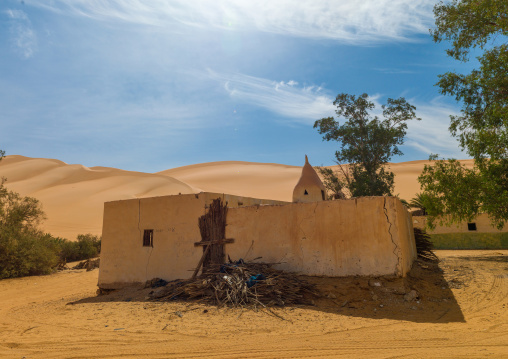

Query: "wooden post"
left=193, top=198, right=229, bottom=277
left=191, top=243, right=211, bottom=280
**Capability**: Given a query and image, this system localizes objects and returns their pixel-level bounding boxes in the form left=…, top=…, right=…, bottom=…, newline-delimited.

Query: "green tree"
left=409, top=193, right=429, bottom=215
left=0, top=177, right=58, bottom=278
left=59, top=234, right=101, bottom=262
left=0, top=150, right=58, bottom=278
left=398, top=198, right=411, bottom=210
left=419, top=0, right=508, bottom=229
left=314, top=93, right=420, bottom=197
left=315, top=166, right=347, bottom=199
left=0, top=150, right=102, bottom=278
left=76, top=233, right=101, bottom=260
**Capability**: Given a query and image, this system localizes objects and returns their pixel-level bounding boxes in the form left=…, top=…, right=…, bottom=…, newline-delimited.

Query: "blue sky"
left=0, top=0, right=472, bottom=172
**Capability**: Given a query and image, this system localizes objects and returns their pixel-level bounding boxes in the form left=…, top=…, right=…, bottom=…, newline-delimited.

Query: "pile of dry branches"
left=149, top=261, right=318, bottom=308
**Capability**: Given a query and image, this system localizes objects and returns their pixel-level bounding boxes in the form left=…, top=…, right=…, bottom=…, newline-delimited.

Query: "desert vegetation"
left=0, top=151, right=100, bottom=279
left=419, top=0, right=507, bottom=229
left=314, top=93, right=420, bottom=199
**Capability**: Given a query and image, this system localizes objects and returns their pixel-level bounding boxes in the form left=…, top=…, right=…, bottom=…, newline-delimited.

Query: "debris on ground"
left=404, top=290, right=418, bottom=302
left=56, top=260, right=69, bottom=271
left=148, top=260, right=319, bottom=308
left=145, top=278, right=168, bottom=288
left=73, top=258, right=100, bottom=271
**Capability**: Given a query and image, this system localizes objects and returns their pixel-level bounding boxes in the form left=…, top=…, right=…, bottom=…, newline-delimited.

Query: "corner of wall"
left=382, top=197, right=402, bottom=276
left=390, top=196, right=417, bottom=277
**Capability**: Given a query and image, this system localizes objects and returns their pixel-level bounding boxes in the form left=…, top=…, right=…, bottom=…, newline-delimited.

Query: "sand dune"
left=0, top=156, right=199, bottom=239
left=161, top=159, right=476, bottom=203
left=158, top=161, right=302, bottom=201
left=0, top=155, right=475, bottom=240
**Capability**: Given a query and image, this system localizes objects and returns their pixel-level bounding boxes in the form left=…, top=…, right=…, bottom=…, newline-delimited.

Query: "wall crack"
left=383, top=197, right=400, bottom=275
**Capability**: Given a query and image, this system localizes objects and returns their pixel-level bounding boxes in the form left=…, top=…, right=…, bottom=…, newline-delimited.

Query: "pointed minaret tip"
left=293, top=154, right=326, bottom=203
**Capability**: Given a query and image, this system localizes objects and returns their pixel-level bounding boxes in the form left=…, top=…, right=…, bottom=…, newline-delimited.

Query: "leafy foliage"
left=314, top=93, right=420, bottom=197
left=59, top=234, right=101, bottom=262
left=419, top=0, right=508, bottom=229
left=398, top=198, right=411, bottom=209
left=0, top=177, right=57, bottom=278
left=431, top=0, right=507, bottom=62
left=419, top=157, right=507, bottom=229
left=315, top=166, right=347, bottom=199
left=409, top=193, right=429, bottom=215
left=0, top=229, right=60, bottom=279
left=0, top=180, right=45, bottom=231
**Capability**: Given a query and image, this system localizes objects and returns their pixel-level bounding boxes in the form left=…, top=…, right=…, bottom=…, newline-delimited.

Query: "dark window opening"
left=321, top=190, right=325, bottom=200
left=304, top=189, right=308, bottom=195
left=143, top=229, right=153, bottom=247
left=467, top=223, right=477, bottom=231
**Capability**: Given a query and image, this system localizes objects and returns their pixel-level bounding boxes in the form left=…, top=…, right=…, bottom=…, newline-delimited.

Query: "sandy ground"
left=0, top=250, right=506, bottom=358
left=0, top=155, right=475, bottom=240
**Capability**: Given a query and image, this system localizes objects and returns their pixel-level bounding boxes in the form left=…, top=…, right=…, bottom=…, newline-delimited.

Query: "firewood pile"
left=149, top=260, right=319, bottom=308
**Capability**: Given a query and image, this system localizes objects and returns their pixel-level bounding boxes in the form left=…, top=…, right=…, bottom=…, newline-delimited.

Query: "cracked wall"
left=99, top=194, right=417, bottom=289
left=227, top=196, right=416, bottom=277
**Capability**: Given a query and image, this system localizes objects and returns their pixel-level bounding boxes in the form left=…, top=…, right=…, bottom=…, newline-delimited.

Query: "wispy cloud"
left=354, top=94, right=463, bottom=158
left=209, top=71, right=462, bottom=157
left=34, top=0, right=435, bottom=43
left=374, top=68, right=418, bottom=74
left=208, top=71, right=335, bottom=122
left=5, top=9, right=37, bottom=58
left=406, top=98, right=464, bottom=158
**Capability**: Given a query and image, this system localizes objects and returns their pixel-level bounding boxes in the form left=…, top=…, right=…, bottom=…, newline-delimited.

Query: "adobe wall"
left=226, top=197, right=416, bottom=277
left=98, top=193, right=287, bottom=289
left=412, top=213, right=507, bottom=234
left=99, top=193, right=416, bottom=289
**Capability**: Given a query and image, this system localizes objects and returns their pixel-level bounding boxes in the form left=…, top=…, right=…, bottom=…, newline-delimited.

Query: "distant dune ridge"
left=0, top=155, right=474, bottom=240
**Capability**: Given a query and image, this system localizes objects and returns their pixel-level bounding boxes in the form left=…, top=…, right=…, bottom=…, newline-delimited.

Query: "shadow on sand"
left=71, top=258, right=465, bottom=324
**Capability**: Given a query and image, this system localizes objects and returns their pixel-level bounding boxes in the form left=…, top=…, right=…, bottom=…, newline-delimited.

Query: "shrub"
left=59, top=234, right=101, bottom=262
left=0, top=229, right=60, bottom=279
left=77, top=233, right=101, bottom=259
left=0, top=230, right=102, bottom=279
left=0, top=172, right=101, bottom=278
left=0, top=177, right=59, bottom=279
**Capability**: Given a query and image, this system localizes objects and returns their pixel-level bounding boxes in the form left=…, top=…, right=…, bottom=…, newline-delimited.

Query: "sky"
left=0, top=0, right=473, bottom=172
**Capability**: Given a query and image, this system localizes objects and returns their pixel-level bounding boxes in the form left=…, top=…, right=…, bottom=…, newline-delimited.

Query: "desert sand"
left=0, top=250, right=506, bottom=358
left=0, top=156, right=506, bottom=357
left=0, top=155, right=475, bottom=240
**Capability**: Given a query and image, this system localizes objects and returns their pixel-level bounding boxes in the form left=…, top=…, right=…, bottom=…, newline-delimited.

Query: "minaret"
left=292, top=155, right=327, bottom=203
